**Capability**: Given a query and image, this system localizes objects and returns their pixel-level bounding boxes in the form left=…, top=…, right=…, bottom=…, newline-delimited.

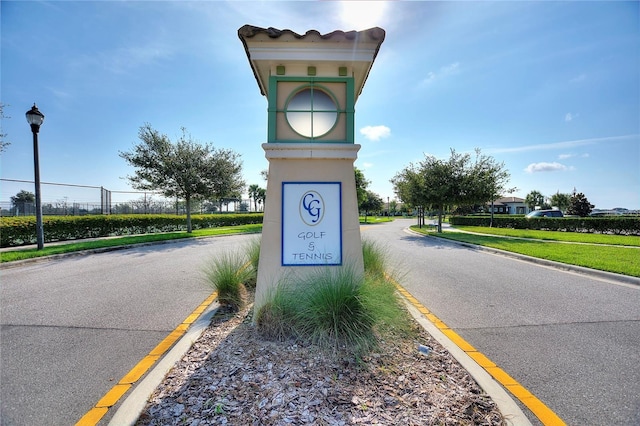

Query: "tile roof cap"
left=238, top=25, right=386, bottom=97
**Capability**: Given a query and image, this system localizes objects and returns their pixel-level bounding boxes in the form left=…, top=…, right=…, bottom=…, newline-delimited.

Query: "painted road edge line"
left=394, top=282, right=566, bottom=426
left=75, top=291, right=218, bottom=426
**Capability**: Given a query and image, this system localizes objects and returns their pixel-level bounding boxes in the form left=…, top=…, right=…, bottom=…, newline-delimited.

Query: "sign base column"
left=254, top=143, right=364, bottom=314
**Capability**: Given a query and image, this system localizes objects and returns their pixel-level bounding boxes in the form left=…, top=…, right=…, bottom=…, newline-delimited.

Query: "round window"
left=285, top=87, right=338, bottom=138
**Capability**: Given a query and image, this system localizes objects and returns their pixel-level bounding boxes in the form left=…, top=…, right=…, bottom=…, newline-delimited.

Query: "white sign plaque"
left=282, top=182, right=342, bottom=266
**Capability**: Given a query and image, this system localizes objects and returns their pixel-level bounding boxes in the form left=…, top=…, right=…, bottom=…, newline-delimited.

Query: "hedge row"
left=449, top=215, right=640, bottom=235
left=0, top=214, right=264, bottom=247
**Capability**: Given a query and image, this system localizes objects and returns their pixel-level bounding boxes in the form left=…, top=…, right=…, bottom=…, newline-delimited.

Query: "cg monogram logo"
left=299, top=190, right=325, bottom=226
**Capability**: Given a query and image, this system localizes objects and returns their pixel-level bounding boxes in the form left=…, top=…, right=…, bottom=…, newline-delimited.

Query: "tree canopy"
left=549, top=192, right=572, bottom=212
left=567, top=192, right=594, bottom=217
left=354, top=167, right=370, bottom=207
left=360, top=190, right=384, bottom=222
left=525, top=190, right=547, bottom=211
left=354, top=167, right=384, bottom=221
left=391, top=149, right=512, bottom=231
left=120, top=124, right=245, bottom=232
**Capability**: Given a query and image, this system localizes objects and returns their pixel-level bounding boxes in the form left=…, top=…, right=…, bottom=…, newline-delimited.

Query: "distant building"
left=486, top=197, right=528, bottom=215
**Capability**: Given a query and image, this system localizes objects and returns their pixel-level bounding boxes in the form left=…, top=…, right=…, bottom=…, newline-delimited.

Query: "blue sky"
left=1, top=1, right=639, bottom=210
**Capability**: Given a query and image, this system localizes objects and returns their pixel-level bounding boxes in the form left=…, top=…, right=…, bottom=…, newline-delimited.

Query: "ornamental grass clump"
left=204, top=250, right=253, bottom=309
left=243, top=237, right=261, bottom=289
left=362, top=238, right=387, bottom=279
left=254, top=283, right=298, bottom=341
left=256, top=240, right=413, bottom=353
left=292, top=266, right=375, bottom=350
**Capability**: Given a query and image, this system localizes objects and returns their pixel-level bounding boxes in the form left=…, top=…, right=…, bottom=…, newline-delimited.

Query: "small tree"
left=120, top=124, right=245, bottom=232
left=549, top=192, right=572, bottom=212
left=354, top=167, right=370, bottom=207
left=360, top=190, right=384, bottom=223
left=389, top=199, right=398, bottom=216
left=467, top=149, right=514, bottom=227
left=392, top=149, right=513, bottom=231
left=525, top=190, right=546, bottom=211
left=567, top=192, right=594, bottom=217
left=11, top=190, right=35, bottom=215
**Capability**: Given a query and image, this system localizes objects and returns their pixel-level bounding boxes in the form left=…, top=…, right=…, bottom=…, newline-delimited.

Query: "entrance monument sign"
left=282, top=181, right=342, bottom=266
left=238, top=25, right=385, bottom=312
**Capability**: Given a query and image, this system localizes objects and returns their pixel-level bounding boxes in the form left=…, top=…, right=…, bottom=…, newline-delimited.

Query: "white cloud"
left=570, top=73, right=587, bottom=83
left=565, top=112, right=579, bottom=122
left=490, top=134, right=638, bottom=154
left=558, top=153, right=589, bottom=160
left=524, top=162, right=569, bottom=173
left=419, top=62, right=460, bottom=88
left=362, top=162, right=374, bottom=169
left=360, top=125, right=391, bottom=141
left=441, top=62, right=460, bottom=75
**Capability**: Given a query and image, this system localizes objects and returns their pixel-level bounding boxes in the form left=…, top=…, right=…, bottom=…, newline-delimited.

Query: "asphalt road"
left=0, top=234, right=257, bottom=426
left=2, top=222, right=639, bottom=425
left=363, top=219, right=640, bottom=425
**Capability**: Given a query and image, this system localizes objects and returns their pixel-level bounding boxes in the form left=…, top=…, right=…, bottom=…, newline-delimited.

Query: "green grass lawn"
left=411, top=225, right=640, bottom=278
left=0, top=224, right=263, bottom=263
left=454, top=225, right=640, bottom=247
left=360, top=216, right=394, bottom=224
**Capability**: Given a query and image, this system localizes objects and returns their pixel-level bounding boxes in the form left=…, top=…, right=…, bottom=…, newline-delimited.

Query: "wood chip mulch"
left=136, top=293, right=506, bottom=426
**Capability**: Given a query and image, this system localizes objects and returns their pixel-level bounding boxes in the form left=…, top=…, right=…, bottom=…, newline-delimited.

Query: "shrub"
left=449, top=215, right=640, bottom=235
left=204, top=250, right=253, bottom=309
left=0, top=213, right=264, bottom=247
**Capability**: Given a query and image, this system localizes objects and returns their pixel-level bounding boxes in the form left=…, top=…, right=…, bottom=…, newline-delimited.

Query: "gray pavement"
left=0, top=234, right=257, bottom=426
left=362, top=219, right=640, bottom=425
left=2, top=222, right=639, bottom=425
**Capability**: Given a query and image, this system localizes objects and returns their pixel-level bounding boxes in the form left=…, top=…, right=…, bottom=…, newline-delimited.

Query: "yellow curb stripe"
left=149, top=330, right=183, bottom=356
left=75, top=407, right=108, bottom=426
left=119, top=355, right=161, bottom=384
left=486, top=366, right=520, bottom=386
left=75, top=290, right=218, bottom=426
left=96, top=384, right=132, bottom=407
left=440, top=328, right=477, bottom=352
left=392, top=280, right=566, bottom=426
left=519, top=396, right=567, bottom=425
left=182, top=312, right=201, bottom=325
left=467, top=351, right=497, bottom=368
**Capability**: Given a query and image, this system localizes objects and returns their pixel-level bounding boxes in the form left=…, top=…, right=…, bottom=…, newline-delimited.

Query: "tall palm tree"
left=248, top=184, right=260, bottom=212
left=256, top=187, right=266, bottom=211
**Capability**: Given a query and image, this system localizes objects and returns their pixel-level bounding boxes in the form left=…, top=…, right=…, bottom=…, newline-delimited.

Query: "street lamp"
left=26, top=104, right=45, bottom=250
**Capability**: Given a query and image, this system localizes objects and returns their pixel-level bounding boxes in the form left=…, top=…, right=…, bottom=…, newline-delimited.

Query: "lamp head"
left=26, top=104, right=45, bottom=131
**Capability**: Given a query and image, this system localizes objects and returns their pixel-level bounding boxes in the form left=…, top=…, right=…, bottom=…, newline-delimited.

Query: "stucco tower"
left=238, top=25, right=385, bottom=313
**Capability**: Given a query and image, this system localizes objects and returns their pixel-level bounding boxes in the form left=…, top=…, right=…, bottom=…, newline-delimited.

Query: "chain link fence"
left=0, top=179, right=256, bottom=216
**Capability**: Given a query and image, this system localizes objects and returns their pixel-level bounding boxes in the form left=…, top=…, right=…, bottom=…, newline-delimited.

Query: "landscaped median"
left=410, top=225, right=640, bottom=278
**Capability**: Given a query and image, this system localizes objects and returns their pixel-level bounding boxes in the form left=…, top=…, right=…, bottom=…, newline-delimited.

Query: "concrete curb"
left=107, top=302, right=219, bottom=426
left=401, top=299, right=533, bottom=426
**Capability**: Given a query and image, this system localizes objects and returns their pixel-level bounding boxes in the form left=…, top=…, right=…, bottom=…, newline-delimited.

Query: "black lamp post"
left=26, top=104, right=45, bottom=250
